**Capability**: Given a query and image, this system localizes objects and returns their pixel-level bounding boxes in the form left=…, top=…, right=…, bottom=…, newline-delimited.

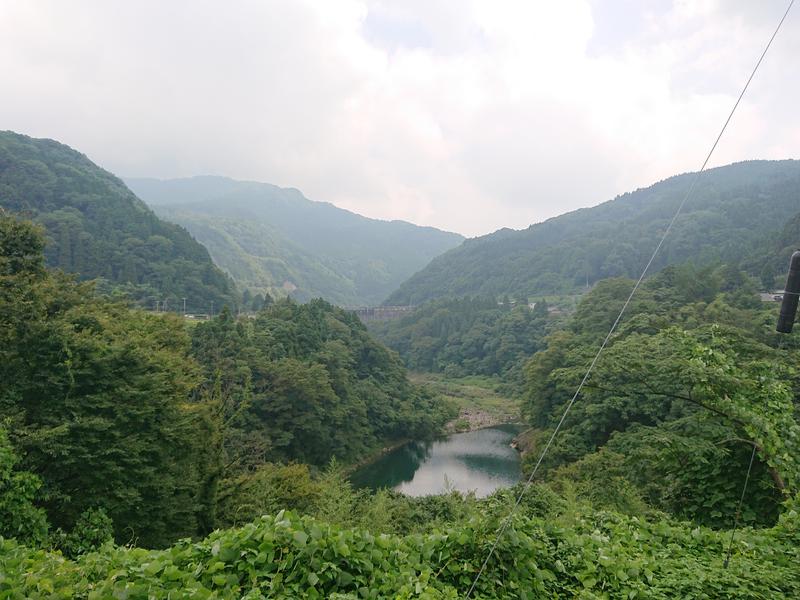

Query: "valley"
left=4, top=4, right=800, bottom=596
left=2, top=135, right=800, bottom=598
left=126, top=176, right=464, bottom=307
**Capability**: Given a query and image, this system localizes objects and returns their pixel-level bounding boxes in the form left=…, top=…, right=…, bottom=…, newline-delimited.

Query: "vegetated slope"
left=0, top=131, right=236, bottom=310
left=3, top=502, right=799, bottom=599
left=746, top=206, right=800, bottom=287
left=190, top=298, right=453, bottom=469
left=4, top=209, right=800, bottom=599
left=126, top=176, right=464, bottom=306
left=0, top=212, right=452, bottom=549
left=521, top=262, right=796, bottom=529
left=386, top=160, right=800, bottom=305
left=370, top=296, right=551, bottom=386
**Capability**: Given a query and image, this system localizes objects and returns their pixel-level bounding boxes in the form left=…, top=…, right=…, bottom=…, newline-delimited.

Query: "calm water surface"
left=351, top=424, right=522, bottom=497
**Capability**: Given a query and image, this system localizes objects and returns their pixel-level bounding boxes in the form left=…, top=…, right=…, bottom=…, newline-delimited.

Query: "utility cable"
left=723, top=443, right=757, bottom=569
left=464, top=2, right=795, bottom=596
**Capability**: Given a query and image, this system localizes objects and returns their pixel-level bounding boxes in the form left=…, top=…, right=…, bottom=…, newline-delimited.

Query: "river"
left=351, top=424, right=522, bottom=497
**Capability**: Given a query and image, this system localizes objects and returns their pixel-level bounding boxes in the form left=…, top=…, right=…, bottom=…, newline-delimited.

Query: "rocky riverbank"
left=445, top=406, right=519, bottom=433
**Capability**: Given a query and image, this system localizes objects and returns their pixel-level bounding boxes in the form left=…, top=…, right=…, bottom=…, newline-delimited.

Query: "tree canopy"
left=520, top=263, right=796, bottom=528
left=386, top=160, right=800, bottom=304
left=370, top=296, right=551, bottom=390
left=191, top=298, right=453, bottom=470
left=0, top=131, right=237, bottom=311
left=0, top=212, right=451, bottom=550
left=127, top=175, right=463, bottom=306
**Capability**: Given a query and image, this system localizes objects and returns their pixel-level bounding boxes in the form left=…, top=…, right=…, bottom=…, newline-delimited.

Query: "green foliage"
left=371, top=296, right=550, bottom=388
left=126, top=175, right=463, bottom=306
left=4, top=153, right=800, bottom=599
left=408, top=374, right=518, bottom=430
left=52, top=507, right=114, bottom=558
left=0, top=210, right=46, bottom=276
left=0, top=131, right=237, bottom=310
left=547, top=448, right=654, bottom=518
left=0, top=428, right=48, bottom=547
left=190, top=299, right=454, bottom=469
left=453, top=419, right=470, bottom=432
left=603, top=421, right=782, bottom=528
left=216, top=458, right=483, bottom=539
left=0, top=214, right=214, bottom=547
left=1, top=212, right=456, bottom=550
left=521, top=263, right=796, bottom=527
left=216, top=463, right=320, bottom=529
left=1, top=500, right=798, bottom=599
left=387, top=160, right=800, bottom=304
left=313, top=459, right=362, bottom=527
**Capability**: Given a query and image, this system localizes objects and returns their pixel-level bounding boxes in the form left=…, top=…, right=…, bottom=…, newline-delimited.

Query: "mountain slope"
left=0, top=131, right=237, bottom=311
left=386, top=160, right=800, bottom=304
left=126, top=176, right=464, bottom=306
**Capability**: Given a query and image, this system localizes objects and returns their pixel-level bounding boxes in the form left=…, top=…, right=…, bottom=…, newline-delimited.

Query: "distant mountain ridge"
left=0, top=131, right=237, bottom=311
left=126, top=176, right=464, bottom=306
left=385, top=160, right=800, bottom=305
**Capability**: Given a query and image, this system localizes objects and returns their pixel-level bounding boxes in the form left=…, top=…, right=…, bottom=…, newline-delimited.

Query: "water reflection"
left=350, top=440, right=432, bottom=489
left=351, top=425, right=521, bottom=497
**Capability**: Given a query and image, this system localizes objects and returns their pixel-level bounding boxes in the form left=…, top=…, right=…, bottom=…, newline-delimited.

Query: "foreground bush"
left=1, top=503, right=798, bottom=599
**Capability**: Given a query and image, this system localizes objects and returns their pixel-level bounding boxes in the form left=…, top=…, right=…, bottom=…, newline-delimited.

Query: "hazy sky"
left=1, top=1, right=798, bottom=236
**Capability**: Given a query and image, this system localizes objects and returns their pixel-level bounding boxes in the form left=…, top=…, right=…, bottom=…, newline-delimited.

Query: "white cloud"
left=0, top=0, right=797, bottom=236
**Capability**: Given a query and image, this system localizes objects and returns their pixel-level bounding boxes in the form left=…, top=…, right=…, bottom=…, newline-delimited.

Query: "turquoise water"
left=351, top=424, right=522, bottom=497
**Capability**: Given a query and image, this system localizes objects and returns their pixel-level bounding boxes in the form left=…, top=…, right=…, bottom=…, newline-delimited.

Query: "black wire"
left=723, top=443, right=758, bottom=569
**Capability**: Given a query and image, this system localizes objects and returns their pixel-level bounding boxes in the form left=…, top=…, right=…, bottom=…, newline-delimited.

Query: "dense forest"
left=3, top=177, right=800, bottom=597
left=127, top=176, right=464, bottom=306
left=369, top=296, right=552, bottom=391
left=0, top=132, right=237, bottom=311
left=520, top=264, right=797, bottom=528
left=0, top=213, right=451, bottom=552
left=386, top=160, right=800, bottom=305
left=5, top=0, right=800, bottom=593
left=191, top=298, right=452, bottom=469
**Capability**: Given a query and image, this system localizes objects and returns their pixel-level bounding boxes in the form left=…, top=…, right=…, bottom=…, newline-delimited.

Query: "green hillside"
left=0, top=212, right=452, bottom=548
left=386, top=160, right=800, bottom=305
left=3, top=182, right=799, bottom=600
left=370, top=296, right=551, bottom=391
left=0, top=131, right=237, bottom=311
left=126, top=176, right=464, bottom=306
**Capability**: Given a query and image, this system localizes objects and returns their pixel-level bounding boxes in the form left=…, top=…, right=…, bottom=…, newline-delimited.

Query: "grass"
left=410, top=372, right=520, bottom=427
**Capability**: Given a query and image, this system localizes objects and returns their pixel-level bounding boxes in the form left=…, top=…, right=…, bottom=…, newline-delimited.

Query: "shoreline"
left=444, top=406, right=520, bottom=434
left=348, top=408, right=525, bottom=477
left=344, top=437, right=411, bottom=475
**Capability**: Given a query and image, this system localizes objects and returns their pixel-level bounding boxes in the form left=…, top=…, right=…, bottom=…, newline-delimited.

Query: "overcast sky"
left=1, top=1, right=798, bottom=236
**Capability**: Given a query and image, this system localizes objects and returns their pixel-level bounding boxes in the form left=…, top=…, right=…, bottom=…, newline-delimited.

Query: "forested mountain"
left=370, top=296, right=551, bottom=386
left=191, top=298, right=452, bottom=469
left=126, top=176, right=464, bottom=307
left=386, top=160, right=800, bottom=305
left=521, top=263, right=795, bottom=528
left=0, top=212, right=451, bottom=549
left=3, top=195, right=800, bottom=599
left=0, top=131, right=237, bottom=311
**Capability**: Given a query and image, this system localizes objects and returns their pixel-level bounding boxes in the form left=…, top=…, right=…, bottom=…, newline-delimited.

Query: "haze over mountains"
left=127, top=176, right=464, bottom=307
left=386, top=160, right=800, bottom=305
left=0, top=131, right=236, bottom=311
left=3, top=130, right=799, bottom=315
left=4, top=132, right=800, bottom=598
